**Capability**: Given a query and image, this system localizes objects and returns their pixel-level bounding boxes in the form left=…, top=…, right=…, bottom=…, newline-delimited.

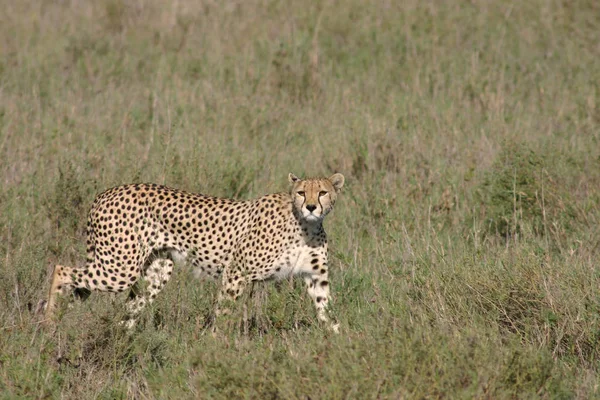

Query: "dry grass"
left=1, top=0, right=600, bottom=398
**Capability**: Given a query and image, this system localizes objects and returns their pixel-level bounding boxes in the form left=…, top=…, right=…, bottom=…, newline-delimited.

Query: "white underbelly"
left=271, top=248, right=312, bottom=280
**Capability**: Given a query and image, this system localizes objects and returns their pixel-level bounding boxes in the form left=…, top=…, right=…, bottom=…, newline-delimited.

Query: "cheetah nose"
left=306, top=204, right=317, bottom=212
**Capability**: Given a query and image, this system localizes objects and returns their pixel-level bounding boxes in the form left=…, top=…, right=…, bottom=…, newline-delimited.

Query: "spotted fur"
left=46, top=173, right=344, bottom=331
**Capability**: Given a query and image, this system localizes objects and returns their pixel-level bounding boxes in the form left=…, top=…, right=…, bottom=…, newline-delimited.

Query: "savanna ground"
left=1, top=0, right=600, bottom=398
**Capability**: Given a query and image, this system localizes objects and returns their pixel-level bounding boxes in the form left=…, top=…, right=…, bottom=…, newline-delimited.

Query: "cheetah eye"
left=319, top=191, right=328, bottom=197
left=297, top=191, right=305, bottom=197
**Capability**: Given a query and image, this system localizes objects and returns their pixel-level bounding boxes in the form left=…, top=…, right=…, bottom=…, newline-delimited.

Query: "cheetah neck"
left=292, top=208, right=325, bottom=242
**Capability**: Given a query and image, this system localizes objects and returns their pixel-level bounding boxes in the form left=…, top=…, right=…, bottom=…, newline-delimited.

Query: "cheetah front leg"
left=215, top=264, right=249, bottom=316
left=304, top=272, right=339, bottom=333
left=210, top=264, right=249, bottom=333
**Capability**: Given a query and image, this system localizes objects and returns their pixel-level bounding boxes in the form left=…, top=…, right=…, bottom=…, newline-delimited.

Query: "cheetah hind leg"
left=123, top=258, right=174, bottom=329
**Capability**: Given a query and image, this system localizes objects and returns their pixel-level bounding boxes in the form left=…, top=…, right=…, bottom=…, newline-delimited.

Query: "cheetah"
left=46, top=173, right=345, bottom=332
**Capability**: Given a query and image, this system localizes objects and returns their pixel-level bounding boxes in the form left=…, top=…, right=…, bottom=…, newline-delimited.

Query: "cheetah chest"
left=270, top=246, right=320, bottom=280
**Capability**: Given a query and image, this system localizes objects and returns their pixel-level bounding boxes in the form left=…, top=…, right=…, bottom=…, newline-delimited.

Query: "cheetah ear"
left=288, top=173, right=301, bottom=184
left=329, top=173, right=345, bottom=192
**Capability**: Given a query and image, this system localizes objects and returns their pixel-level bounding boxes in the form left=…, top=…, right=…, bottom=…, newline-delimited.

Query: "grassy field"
left=1, top=0, right=600, bottom=398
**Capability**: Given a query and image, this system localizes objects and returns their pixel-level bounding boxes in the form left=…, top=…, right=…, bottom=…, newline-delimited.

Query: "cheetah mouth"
left=304, top=213, right=321, bottom=222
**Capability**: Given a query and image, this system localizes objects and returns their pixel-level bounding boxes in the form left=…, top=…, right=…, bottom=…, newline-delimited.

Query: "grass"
left=1, top=0, right=600, bottom=398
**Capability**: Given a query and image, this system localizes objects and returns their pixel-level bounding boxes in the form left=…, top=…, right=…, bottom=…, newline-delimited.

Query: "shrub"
left=477, top=142, right=578, bottom=241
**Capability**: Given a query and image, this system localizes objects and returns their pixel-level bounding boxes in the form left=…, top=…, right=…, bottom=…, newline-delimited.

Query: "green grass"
left=1, top=0, right=600, bottom=398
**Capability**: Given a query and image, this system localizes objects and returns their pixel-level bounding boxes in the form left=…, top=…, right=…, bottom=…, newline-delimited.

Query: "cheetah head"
left=289, top=173, right=345, bottom=222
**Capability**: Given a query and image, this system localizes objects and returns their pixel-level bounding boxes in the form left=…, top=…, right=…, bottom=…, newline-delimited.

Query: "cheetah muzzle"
left=45, top=173, right=345, bottom=333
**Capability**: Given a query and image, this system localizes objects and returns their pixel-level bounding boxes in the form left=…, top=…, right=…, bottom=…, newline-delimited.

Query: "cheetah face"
left=289, top=173, right=345, bottom=222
